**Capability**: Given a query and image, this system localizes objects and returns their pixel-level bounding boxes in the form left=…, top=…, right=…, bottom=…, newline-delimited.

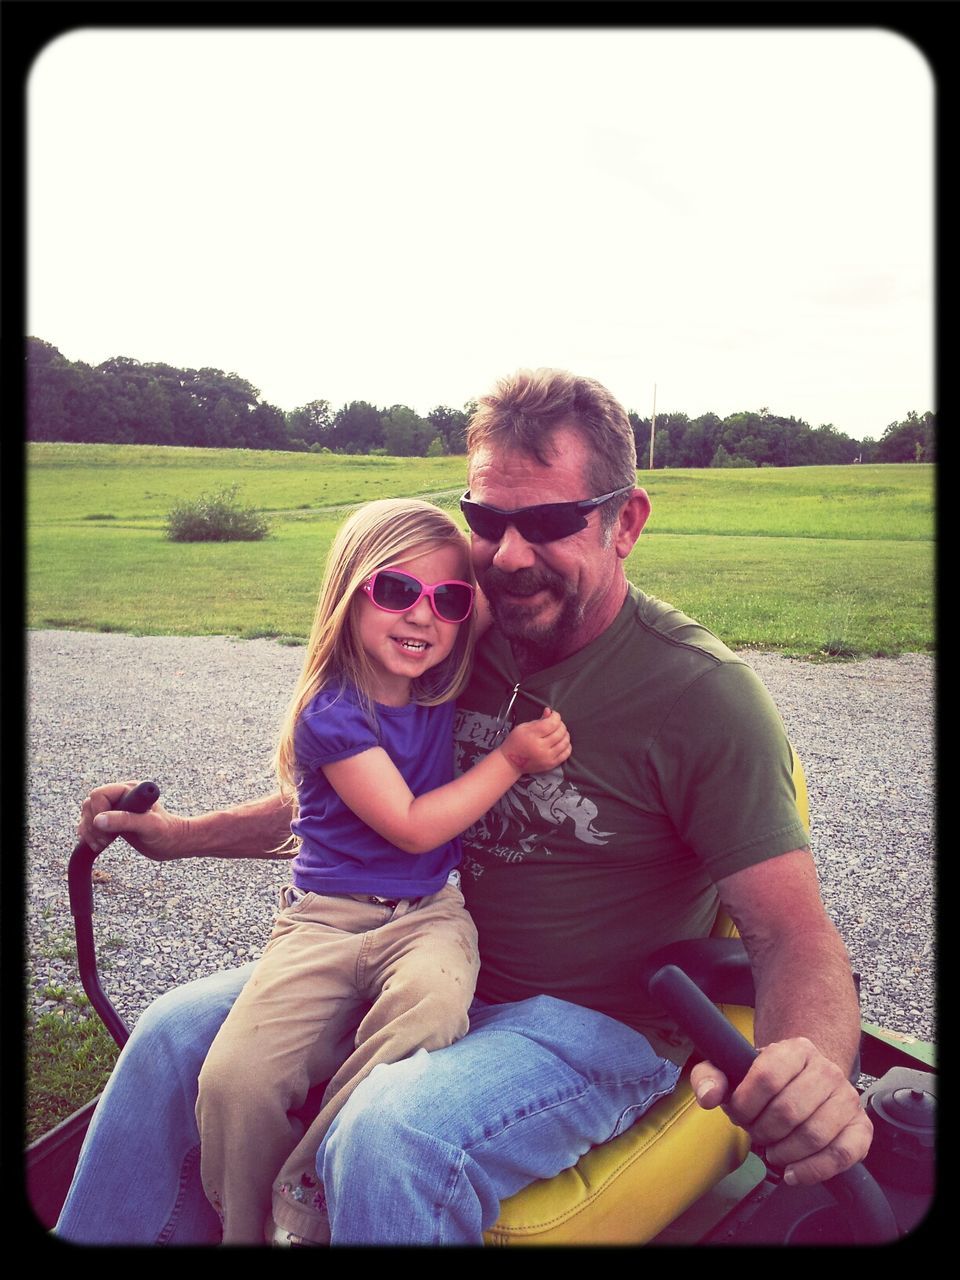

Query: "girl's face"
left=356, top=541, right=471, bottom=705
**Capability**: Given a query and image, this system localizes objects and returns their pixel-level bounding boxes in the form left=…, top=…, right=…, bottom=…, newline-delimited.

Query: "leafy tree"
left=69, top=366, right=120, bottom=443
left=809, top=423, right=859, bottom=466
left=143, top=362, right=204, bottom=445
left=137, top=381, right=176, bottom=445
left=628, top=412, right=651, bottom=464
left=719, top=413, right=769, bottom=466
left=26, top=338, right=81, bottom=440
left=170, top=367, right=259, bottom=446
left=875, top=411, right=935, bottom=463
left=858, top=436, right=878, bottom=464
left=427, top=405, right=469, bottom=454
left=687, top=414, right=724, bottom=467
left=654, top=412, right=722, bottom=469
left=95, top=356, right=176, bottom=445
left=205, top=396, right=241, bottom=448
left=633, top=411, right=699, bottom=469
left=247, top=402, right=289, bottom=452
left=710, top=444, right=756, bottom=468
left=382, top=405, right=434, bottom=456
left=332, top=401, right=384, bottom=453
left=26, top=335, right=64, bottom=370
left=286, top=400, right=333, bottom=449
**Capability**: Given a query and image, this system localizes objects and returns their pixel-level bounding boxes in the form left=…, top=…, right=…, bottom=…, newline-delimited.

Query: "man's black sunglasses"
left=459, top=486, right=634, bottom=545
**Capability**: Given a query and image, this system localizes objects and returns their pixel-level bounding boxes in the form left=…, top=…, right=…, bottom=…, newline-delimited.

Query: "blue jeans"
left=55, top=967, right=680, bottom=1246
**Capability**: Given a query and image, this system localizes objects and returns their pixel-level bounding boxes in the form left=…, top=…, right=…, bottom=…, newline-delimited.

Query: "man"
left=58, top=369, right=871, bottom=1245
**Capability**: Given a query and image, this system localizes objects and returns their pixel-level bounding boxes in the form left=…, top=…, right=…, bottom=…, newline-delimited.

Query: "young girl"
left=195, top=498, right=571, bottom=1245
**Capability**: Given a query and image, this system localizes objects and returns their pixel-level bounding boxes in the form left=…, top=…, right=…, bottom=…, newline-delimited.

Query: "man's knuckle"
left=778, top=1096, right=812, bottom=1132
left=746, top=1055, right=782, bottom=1094
left=830, top=1138, right=856, bottom=1170
left=820, top=1059, right=848, bottom=1089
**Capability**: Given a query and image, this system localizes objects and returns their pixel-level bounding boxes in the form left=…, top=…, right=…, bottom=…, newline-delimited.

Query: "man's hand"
left=690, top=1036, right=873, bottom=1186
left=501, top=707, right=572, bottom=775
left=78, top=781, right=188, bottom=862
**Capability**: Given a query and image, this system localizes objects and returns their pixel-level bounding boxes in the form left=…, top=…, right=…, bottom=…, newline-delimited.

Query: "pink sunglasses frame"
left=360, top=568, right=476, bottom=623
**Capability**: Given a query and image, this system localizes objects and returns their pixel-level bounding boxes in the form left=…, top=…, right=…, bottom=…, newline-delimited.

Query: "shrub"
left=166, top=484, right=269, bottom=542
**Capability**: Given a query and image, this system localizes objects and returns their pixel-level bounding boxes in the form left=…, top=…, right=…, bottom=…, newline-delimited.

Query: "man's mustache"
left=479, top=567, right=565, bottom=599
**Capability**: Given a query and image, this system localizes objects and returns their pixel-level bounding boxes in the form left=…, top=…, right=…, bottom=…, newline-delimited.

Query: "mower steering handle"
left=68, top=780, right=160, bottom=1049
left=68, top=780, right=160, bottom=915
left=647, top=963, right=900, bottom=1245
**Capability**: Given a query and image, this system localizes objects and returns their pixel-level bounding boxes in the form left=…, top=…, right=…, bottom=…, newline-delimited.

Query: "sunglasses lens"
left=461, top=502, right=507, bottom=542
left=372, top=571, right=421, bottom=611
left=432, top=583, right=473, bottom=622
left=516, top=509, right=584, bottom=543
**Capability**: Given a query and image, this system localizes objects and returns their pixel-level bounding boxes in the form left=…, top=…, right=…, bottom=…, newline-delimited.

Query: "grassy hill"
left=27, top=444, right=934, bottom=657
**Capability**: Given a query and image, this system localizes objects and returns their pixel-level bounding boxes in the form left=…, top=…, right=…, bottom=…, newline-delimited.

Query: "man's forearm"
left=697, top=854, right=870, bottom=1184
left=750, top=925, right=861, bottom=1073
left=178, top=791, right=295, bottom=860
left=717, top=851, right=862, bottom=1074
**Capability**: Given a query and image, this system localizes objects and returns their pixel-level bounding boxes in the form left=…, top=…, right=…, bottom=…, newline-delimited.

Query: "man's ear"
left=613, top=488, right=652, bottom=559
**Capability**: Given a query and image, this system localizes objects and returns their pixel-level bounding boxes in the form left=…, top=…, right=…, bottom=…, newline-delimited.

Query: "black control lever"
left=68, top=781, right=161, bottom=1048
left=647, top=963, right=900, bottom=1244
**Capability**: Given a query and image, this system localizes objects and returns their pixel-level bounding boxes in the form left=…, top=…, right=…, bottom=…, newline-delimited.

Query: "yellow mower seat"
left=486, top=1009, right=754, bottom=1245
left=484, top=748, right=809, bottom=1245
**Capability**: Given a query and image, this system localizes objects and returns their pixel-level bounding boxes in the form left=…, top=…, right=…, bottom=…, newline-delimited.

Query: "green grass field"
left=27, top=444, right=934, bottom=657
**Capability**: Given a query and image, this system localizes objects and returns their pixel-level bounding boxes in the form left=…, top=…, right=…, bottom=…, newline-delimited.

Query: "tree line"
left=632, top=407, right=935, bottom=467
left=26, top=337, right=934, bottom=466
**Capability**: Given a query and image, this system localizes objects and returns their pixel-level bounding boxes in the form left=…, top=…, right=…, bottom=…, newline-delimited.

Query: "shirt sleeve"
left=294, top=689, right=379, bottom=771
left=649, top=660, right=810, bottom=882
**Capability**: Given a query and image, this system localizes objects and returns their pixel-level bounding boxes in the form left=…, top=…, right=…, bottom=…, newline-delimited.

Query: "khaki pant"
left=196, top=882, right=480, bottom=1243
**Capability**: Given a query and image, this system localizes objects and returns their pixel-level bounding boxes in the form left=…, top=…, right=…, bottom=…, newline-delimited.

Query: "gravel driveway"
left=25, top=630, right=935, bottom=1046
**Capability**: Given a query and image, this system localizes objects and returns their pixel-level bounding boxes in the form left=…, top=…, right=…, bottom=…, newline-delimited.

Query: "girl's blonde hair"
left=274, top=497, right=476, bottom=803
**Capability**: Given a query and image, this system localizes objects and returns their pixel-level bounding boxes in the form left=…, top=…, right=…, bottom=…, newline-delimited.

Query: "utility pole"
left=648, top=383, right=657, bottom=470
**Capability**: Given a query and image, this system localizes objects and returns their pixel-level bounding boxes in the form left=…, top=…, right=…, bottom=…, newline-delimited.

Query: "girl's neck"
left=367, top=675, right=413, bottom=708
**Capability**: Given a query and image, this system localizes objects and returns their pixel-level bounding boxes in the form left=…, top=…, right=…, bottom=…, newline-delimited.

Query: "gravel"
left=25, top=630, right=935, bottom=1046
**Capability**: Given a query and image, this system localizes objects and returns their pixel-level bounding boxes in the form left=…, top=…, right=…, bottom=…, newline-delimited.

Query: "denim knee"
left=319, top=1051, right=440, bottom=1178
left=316, top=1005, right=681, bottom=1246
left=134, top=962, right=255, bottom=1044
left=319, top=1052, right=499, bottom=1244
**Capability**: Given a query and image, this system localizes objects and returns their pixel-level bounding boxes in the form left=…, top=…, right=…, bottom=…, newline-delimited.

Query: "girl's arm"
left=320, top=708, right=571, bottom=854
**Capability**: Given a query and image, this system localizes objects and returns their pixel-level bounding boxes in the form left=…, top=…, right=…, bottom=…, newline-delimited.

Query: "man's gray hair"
left=466, top=368, right=637, bottom=533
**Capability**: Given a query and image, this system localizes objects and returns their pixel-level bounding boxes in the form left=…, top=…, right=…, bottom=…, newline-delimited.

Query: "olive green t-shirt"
left=453, top=588, right=809, bottom=1064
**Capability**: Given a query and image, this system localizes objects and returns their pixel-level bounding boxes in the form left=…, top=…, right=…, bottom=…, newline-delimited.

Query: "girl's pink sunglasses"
left=361, top=569, right=475, bottom=623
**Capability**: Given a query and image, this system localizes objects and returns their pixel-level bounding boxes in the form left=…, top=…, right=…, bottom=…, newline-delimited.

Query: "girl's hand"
left=500, top=707, right=571, bottom=775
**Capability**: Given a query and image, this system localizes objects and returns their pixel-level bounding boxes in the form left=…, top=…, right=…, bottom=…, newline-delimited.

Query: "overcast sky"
left=27, top=26, right=934, bottom=442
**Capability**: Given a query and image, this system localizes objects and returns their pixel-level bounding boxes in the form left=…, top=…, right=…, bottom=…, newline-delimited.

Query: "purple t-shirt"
left=290, top=683, right=461, bottom=898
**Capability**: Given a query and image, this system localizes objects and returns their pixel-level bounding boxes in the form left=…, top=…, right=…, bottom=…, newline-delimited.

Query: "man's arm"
left=79, top=782, right=295, bottom=861
left=689, top=848, right=873, bottom=1186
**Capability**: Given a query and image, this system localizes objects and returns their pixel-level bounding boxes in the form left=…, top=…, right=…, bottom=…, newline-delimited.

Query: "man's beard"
left=478, top=565, right=582, bottom=667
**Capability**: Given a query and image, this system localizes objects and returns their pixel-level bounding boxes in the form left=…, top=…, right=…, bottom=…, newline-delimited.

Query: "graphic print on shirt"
left=453, top=708, right=613, bottom=873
